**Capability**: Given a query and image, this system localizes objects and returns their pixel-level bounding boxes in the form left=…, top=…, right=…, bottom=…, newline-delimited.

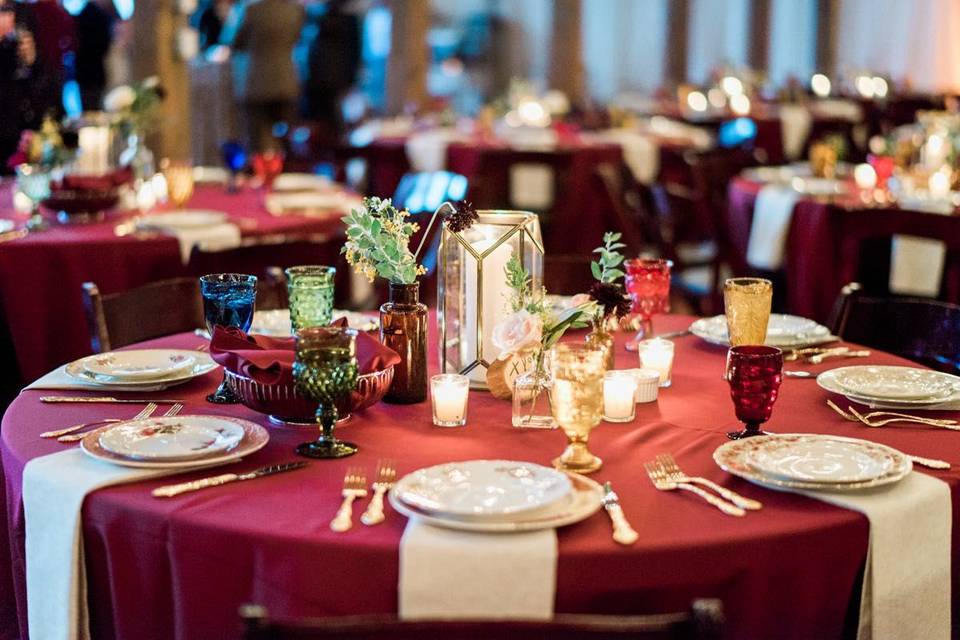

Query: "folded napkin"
left=778, top=104, right=813, bottom=161
left=155, top=223, right=242, bottom=264
left=209, top=320, right=400, bottom=386
left=796, top=472, right=951, bottom=640
left=890, top=235, right=947, bottom=297
left=399, top=522, right=557, bottom=620
left=59, top=168, right=133, bottom=191
left=510, top=164, right=554, bottom=210
left=24, top=364, right=171, bottom=392
left=592, top=129, right=659, bottom=184
left=23, top=449, right=230, bottom=640
left=404, top=128, right=462, bottom=172
left=746, top=185, right=802, bottom=270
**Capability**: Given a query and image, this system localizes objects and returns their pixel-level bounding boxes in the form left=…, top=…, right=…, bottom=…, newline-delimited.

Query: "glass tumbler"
left=285, top=265, right=336, bottom=334
left=723, top=278, right=773, bottom=346
left=200, top=273, right=257, bottom=403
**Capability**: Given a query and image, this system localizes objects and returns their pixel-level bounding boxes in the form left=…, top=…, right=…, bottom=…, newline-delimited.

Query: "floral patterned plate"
left=745, top=435, right=898, bottom=483
left=98, top=416, right=245, bottom=461
left=818, top=366, right=960, bottom=405
left=66, top=351, right=218, bottom=388
left=689, top=314, right=836, bottom=348
left=83, top=349, right=196, bottom=381
left=829, top=365, right=959, bottom=401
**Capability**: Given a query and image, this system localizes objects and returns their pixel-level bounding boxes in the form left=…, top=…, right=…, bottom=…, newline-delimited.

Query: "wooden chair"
left=239, top=599, right=725, bottom=640
left=829, top=282, right=960, bottom=374
left=82, top=278, right=205, bottom=353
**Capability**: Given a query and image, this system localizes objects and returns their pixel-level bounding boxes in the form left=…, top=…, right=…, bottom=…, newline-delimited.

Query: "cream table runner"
left=399, top=521, right=557, bottom=619
left=23, top=365, right=172, bottom=392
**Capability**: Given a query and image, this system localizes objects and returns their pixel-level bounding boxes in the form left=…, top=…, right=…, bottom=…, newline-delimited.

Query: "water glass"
left=723, top=278, right=772, bottom=346
left=163, top=161, right=195, bottom=208
left=550, top=343, right=605, bottom=474
left=200, top=273, right=257, bottom=403
left=624, top=258, right=672, bottom=351
left=285, top=265, right=336, bottom=333
left=726, top=345, right=783, bottom=440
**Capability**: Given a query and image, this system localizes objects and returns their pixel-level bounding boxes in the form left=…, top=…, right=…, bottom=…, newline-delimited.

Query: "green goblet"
left=293, top=326, right=359, bottom=458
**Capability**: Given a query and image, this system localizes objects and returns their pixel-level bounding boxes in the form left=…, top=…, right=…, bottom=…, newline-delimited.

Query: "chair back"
left=82, top=278, right=205, bottom=353
left=239, top=599, right=724, bottom=640
left=830, top=282, right=960, bottom=374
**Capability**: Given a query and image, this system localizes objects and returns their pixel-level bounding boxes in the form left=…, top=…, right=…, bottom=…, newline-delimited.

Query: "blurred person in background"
left=73, top=0, right=115, bottom=111
left=194, top=0, right=235, bottom=53
left=302, top=0, right=361, bottom=139
left=28, top=0, right=75, bottom=89
left=222, top=0, right=305, bottom=153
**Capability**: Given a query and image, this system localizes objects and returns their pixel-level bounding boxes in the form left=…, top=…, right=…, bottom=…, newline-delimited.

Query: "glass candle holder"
left=637, top=338, right=674, bottom=387
left=430, top=374, right=469, bottom=427
left=723, top=278, right=773, bottom=346
left=550, top=343, right=605, bottom=474
left=200, top=273, right=257, bottom=403
left=726, top=345, right=783, bottom=440
left=285, top=265, right=336, bottom=333
left=603, top=371, right=637, bottom=422
left=626, top=368, right=661, bottom=403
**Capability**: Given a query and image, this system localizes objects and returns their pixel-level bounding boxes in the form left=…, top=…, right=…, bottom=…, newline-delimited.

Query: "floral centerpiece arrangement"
left=6, top=116, right=75, bottom=171
left=104, top=76, right=165, bottom=137
left=583, top=232, right=632, bottom=369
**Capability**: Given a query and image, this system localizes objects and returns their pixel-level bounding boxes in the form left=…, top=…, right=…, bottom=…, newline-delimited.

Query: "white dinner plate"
left=745, top=435, right=897, bottom=484
left=192, top=166, right=228, bottom=184
left=82, top=416, right=269, bottom=469
left=98, top=415, right=245, bottom=461
left=830, top=365, right=959, bottom=401
left=714, top=434, right=912, bottom=492
left=689, top=314, right=836, bottom=348
left=137, top=210, right=228, bottom=229
left=250, top=309, right=379, bottom=336
left=817, top=367, right=959, bottom=405
left=393, top=460, right=573, bottom=519
left=83, top=350, right=196, bottom=381
left=389, top=472, right=602, bottom=532
left=265, top=192, right=346, bottom=215
left=272, top=173, right=332, bottom=192
left=66, top=351, right=219, bottom=388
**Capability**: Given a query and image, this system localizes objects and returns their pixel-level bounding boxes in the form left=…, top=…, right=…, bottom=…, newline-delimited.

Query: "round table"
left=0, top=184, right=347, bottom=385
left=2, top=314, right=958, bottom=640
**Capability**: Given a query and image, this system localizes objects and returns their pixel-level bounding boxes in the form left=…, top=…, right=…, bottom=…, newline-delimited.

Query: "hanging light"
left=810, top=73, right=831, bottom=98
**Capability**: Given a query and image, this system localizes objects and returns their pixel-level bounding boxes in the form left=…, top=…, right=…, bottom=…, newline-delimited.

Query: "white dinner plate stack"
left=64, top=349, right=219, bottom=391
left=689, top=314, right=836, bottom=348
left=81, top=414, right=269, bottom=469
left=388, top=460, right=603, bottom=532
left=817, top=365, right=960, bottom=408
left=714, top=434, right=913, bottom=492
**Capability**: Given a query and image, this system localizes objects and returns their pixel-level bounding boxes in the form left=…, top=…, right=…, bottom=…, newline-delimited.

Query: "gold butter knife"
left=152, top=462, right=308, bottom=497
left=601, top=482, right=639, bottom=545
left=40, top=396, right=185, bottom=404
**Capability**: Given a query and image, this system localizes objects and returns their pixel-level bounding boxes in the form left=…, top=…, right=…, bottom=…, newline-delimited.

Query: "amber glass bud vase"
left=380, top=282, right=428, bottom=403
left=585, top=318, right=615, bottom=371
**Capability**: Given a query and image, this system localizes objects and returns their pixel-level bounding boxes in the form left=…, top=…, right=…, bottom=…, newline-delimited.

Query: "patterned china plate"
left=745, top=436, right=897, bottom=483
left=66, top=351, right=218, bottom=388
left=829, top=365, right=959, bottom=401
left=818, top=367, right=960, bottom=405
left=81, top=416, right=268, bottom=469
left=389, top=472, right=602, bottom=532
left=393, top=460, right=573, bottom=519
left=250, top=309, right=379, bottom=336
left=83, top=350, right=196, bottom=381
left=689, top=314, right=835, bottom=348
left=136, top=210, right=228, bottom=229
left=714, top=434, right=912, bottom=492
left=98, top=415, right=245, bottom=461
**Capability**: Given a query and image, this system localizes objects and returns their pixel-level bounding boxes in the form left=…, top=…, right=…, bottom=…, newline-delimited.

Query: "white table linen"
left=746, top=185, right=802, bottom=270
left=24, top=365, right=171, bottom=392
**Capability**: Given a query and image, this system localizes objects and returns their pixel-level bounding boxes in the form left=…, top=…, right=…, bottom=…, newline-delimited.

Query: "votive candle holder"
left=430, top=374, right=469, bottom=427
left=603, top=371, right=637, bottom=422
left=637, top=338, right=675, bottom=387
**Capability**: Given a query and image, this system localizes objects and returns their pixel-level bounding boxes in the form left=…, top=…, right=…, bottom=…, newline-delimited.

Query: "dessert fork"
left=655, top=453, right=762, bottom=510
left=361, top=460, right=396, bottom=526
left=826, top=399, right=958, bottom=429
left=43, top=402, right=158, bottom=439
left=644, top=462, right=745, bottom=517
left=330, top=467, right=367, bottom=533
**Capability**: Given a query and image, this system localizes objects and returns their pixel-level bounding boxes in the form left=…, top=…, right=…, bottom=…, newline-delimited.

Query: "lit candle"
left=77, top=125, right=111, bottom=175
left=430, top=374, right=469, bottom=427
left=637, top=338, right=675, bottom=388
left=854, top=163, right=877, bottom=190
left=625, top=368, right=661, bottom=403
left=929, top=169, right=951, bottom=200
left=603, top=371, right=637, bottom=422
left=462, top=231, right=513, bottom=384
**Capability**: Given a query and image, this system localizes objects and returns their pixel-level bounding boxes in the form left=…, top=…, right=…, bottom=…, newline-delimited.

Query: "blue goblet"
left=220, top=141, right=247, bottom=193
left=200, top=273, right=257, bottom=403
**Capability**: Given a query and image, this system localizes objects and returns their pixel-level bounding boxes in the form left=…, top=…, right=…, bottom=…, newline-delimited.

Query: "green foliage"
left=341, top=197, right=425, bottom=284
left=590, top=231, right=627, bottom=284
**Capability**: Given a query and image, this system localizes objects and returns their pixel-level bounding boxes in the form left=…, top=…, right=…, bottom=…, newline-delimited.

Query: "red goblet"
left=725, top=345, right=783, bottom=440
left=252, top=151, right=284, bottom=190
left=624, top=258, right=672, bottom=351
left=867, top=154, right=895, bottom=189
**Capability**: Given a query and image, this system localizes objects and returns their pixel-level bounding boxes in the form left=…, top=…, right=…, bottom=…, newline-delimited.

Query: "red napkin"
left=210, top=319, right=400, bottom=386
left=59, top=168, right=133, bottom=191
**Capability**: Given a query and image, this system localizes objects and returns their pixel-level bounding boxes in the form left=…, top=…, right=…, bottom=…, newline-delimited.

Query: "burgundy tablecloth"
left=0, top=184, right=344, bottom=383
left=2, top=314, right=958, bottom=639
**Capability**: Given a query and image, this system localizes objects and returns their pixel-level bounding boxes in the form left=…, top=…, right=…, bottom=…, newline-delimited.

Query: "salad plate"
left=818, top=366, right=960, bottom=405
left=66, top=351, right=218, bottom=388
left=745, top=435, right=898, bottom=484
left=98, top=415, right=244, bottom=461
left=83, top=350, right=196, bottom=381
left=690, top=314, right=835, bottom=348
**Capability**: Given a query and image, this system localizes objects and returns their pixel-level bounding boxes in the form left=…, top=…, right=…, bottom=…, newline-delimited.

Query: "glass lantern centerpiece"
left=438, top=210, right=544, bottom=389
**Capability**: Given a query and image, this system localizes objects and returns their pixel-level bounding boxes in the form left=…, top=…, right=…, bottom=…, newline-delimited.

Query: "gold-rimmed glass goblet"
left=550, top=343, right=605, bottom=474
left=164, top=161, right=195, bottom=208
left=723, top=277, right=773, bottom=346
left=293, top=326, right=359, bottom=459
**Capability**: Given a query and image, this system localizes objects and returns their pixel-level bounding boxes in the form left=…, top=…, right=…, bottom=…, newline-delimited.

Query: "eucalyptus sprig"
left=341, top=197, right=426, bottom=284
left=590, top=231, right=626, bottom=283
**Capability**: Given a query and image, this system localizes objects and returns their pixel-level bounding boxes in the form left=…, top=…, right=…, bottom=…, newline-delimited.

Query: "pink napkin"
left=210, top=319, right=400, bottom=386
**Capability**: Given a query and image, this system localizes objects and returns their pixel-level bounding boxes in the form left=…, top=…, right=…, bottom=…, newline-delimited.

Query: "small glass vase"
left=585, top=320, right=615, bottom=371
left=119, top=133, right=155, bottom=182
left=512, top=351, right=556, bottom=429
left=380, top=281, right=428, bottom=403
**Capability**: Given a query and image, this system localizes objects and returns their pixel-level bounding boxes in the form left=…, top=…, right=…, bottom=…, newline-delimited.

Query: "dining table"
left=1, top=313, right=958, bottom=640
left=0, top=182, right=349, bottom=388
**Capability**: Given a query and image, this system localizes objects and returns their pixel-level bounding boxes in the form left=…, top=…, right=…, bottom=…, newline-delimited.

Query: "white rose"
left=142, top=76, right=160, bottom=90
left=103, top=86, right=136, bottom=112
left=492, top=310, right=543, bottom=359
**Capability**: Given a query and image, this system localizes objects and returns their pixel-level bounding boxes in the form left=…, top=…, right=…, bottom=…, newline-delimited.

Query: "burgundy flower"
left=444, top=200, right=478, bottom=233
left=588, top=281, right=631, bottom=319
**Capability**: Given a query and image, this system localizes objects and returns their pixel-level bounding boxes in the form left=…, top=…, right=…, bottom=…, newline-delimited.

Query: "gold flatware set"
left=329, top=461, right=397, bottom=532
left=645, top=454, right=762, bottom=517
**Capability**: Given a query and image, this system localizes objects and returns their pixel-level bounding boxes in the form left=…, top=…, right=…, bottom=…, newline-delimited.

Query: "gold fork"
left=655, top=453, right=762, bottom=511
left=644, top=461, right=745, bottom=517
left=330, top=467, right=367, bottom=532
left=361, top=460, right=396, bottom=526
left=826, top=399, right=959, bottom=429
left=164, top=403, right=184, bottom=417
left=46, top=402, right=158, bottom=440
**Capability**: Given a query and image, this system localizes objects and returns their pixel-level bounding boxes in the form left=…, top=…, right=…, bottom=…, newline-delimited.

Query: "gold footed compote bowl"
left=293, top=326, right=360, bottom=459
left=550, top=343, right=606, bottom=474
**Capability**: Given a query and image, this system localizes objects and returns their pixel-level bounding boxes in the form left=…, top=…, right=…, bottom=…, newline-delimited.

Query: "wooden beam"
left=748, top=0, right=771, bottom=73
left=548, top=0, right=586, bottom=107
left=815, top=0, right=838, bottom=74
left=385, top=0, right=430, bottom=113
left=665, top=0, right=690, bottom=85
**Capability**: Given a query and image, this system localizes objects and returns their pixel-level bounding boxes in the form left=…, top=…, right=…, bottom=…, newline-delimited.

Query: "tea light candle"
left=854, top=163, right=877, bottom=190
left=603, top=371, right=637, bottom=423
left=430, top=374, right=469, bottom=427
left=929, top=169, right=951, bottom=200
left=637, top=338, right=675, bottom=387
left=625, top=368, right=661, bottom=403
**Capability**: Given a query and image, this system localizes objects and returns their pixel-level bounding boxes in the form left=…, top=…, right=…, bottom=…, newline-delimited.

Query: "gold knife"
left=40, top=396, right=185, bottom=404
left=152, top=462, right=309, bottom=497
left=601, top=482, right=639, bottom=545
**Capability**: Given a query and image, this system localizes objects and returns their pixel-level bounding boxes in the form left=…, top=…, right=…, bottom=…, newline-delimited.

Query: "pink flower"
left=570, top=293, right=591, bottom=307
left=492, top=310, right=543, bottom=358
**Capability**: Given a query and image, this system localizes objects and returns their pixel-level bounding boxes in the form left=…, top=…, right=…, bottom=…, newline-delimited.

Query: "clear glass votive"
left=637, top=338, right=675, bottom=388
left=430, top=374, right=469, bottom=427
left=603, top=371, right=638, bottom=423
left=625, top=368, right=661, bottom=403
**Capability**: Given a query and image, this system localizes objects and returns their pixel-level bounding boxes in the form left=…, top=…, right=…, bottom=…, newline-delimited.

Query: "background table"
left=2, top=314, right=958, bottom=639
left=0, top=184, right=346, bottom=387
